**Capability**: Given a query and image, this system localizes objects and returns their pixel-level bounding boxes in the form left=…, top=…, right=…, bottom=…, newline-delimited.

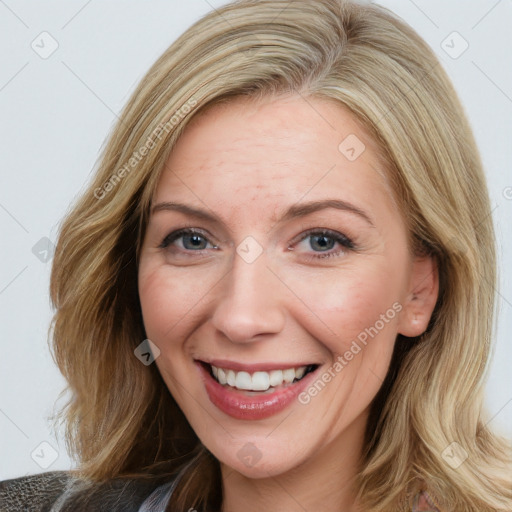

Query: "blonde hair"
left=49, top=1, right=512, bottom=510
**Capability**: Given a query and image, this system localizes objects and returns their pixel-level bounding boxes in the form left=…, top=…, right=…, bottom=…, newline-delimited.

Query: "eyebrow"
left=151, top=198, right=375, bottom=228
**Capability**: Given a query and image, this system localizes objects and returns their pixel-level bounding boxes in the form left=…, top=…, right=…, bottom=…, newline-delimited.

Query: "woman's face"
left=138, top=94, right=437, bottom=478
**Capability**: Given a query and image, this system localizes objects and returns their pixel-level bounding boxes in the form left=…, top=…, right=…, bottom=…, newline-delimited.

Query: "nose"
left=211, top=250, right=286, bottom=344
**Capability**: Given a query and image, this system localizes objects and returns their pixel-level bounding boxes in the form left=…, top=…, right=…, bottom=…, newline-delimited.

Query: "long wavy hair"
left=49, top=1, right=512, bottom=510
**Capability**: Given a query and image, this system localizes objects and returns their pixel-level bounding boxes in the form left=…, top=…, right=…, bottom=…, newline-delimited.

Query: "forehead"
left=154, top=94, right=396, bottom=221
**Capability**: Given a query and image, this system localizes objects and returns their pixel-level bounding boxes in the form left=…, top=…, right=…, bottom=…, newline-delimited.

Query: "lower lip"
left=197, top=362, right=318, bottom=420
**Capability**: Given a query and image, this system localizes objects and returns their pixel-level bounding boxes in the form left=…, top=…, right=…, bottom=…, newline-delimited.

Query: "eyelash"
left=158, top=228, right=355, bottom=261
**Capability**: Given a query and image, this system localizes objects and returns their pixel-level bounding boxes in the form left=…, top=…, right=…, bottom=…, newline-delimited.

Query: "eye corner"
left=158, top=233, right=173, bottom=249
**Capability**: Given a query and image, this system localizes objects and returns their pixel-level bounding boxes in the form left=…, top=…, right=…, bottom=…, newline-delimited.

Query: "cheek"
left=286, top=266, right=404, bottom=428
left=138, top=262, right=208, bottom=404
left=282, top=263, right=404, bottom=362
left=138, top=262, right=215, bottom=341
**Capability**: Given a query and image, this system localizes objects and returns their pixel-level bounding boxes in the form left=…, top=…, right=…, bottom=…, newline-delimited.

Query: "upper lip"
left=196, top=358, right=320, bottom=373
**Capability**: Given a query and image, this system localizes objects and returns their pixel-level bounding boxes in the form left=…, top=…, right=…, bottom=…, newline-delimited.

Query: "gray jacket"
left=1, top=471, right=441, bottom=511
left=0, top=471, right=180, bottom=512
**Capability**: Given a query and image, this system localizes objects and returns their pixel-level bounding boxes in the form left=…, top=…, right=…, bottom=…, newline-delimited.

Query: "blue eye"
left=296, top=229, right=355, bottom=260
left=159, top=229, right=216, bottom=252
left=159, top=228, right=355, bottom=260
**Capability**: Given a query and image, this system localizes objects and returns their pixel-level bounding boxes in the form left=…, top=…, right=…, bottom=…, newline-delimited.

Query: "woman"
left=1, top=0, right=511, bottom=510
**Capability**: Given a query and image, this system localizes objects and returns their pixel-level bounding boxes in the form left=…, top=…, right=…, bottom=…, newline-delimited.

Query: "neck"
left=220, top=412, right=367, bottom=512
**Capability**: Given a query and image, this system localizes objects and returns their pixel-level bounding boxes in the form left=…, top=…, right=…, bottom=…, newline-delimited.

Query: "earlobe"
left=398, top=255, right=439, bottom=338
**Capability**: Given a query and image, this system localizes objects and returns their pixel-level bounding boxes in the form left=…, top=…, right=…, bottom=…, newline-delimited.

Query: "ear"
left=397, top=254, right=439, bottom=338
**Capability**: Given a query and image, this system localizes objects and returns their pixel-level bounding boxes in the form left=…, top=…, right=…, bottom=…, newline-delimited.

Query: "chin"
left=219, top=449, right=303, bottom=479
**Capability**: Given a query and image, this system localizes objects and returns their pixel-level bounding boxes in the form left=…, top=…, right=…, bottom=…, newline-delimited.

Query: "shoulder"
left=0, top=471, right=71, bottom=511
left=0, top=470, right=167, bottom=512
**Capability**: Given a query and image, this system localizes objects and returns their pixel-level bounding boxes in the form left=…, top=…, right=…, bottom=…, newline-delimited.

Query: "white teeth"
left=209, top=364, right=312, bottom=391
left=217, top=367, right=227, bottom=385
left=295, top=366, right=306, bottom=379
left=251, top=371, right=270, bottom=391
left=269, top=370, right=283, bottom=387
left=282, top=368, right=296, bottom=383
left=226, top=369, right=236, bottom=387
left=235, top=371, right=252, bottom=390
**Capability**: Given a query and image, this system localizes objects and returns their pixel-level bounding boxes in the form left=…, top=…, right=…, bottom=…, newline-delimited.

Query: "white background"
left=1, top=0, right=511, bottom=480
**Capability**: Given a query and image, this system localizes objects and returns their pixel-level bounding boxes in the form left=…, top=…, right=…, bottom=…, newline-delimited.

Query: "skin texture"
left=138, top=94, right=439, bottom=512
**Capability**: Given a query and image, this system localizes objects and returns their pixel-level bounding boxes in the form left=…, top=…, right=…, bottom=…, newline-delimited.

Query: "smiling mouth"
left=199, top=361, right=319, bottom=395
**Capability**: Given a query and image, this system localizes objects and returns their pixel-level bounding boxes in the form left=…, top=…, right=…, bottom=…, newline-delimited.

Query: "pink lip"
left=196, top=361, right=319, bottom=420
